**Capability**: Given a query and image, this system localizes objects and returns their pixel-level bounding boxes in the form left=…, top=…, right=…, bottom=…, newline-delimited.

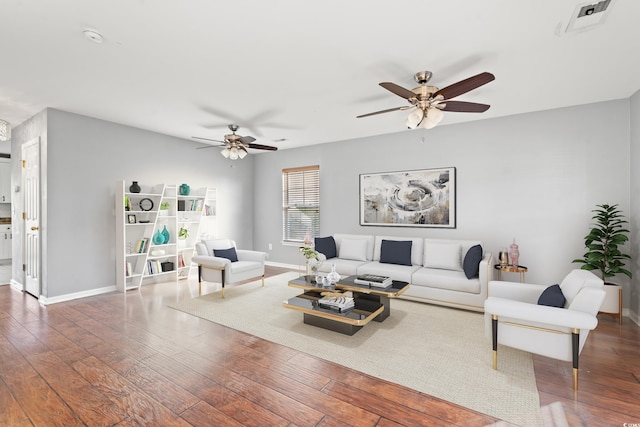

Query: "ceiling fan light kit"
left=359, top=70, right=495, bottom=130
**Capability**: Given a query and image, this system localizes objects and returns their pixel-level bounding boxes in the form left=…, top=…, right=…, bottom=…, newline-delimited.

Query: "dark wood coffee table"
left=283, top=275, right=409, bottom=335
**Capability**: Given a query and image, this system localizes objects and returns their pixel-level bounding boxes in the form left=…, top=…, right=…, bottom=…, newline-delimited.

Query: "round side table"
left=494, top=264, right=528, bottom=283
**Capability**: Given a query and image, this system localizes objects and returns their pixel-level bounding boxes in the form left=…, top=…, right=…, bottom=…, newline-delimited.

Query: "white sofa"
left=316, top=233, right=492, bottom=312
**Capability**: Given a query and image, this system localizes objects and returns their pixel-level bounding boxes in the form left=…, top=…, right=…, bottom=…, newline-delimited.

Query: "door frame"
left=21, top=138, right=41, bottom=298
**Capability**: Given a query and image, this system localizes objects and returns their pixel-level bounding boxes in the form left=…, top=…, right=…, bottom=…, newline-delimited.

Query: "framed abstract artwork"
left=360, top=167, right=456, bottom=228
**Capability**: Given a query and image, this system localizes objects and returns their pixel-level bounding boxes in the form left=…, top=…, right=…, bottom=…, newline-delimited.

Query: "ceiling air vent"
left=562, top=0, right=616, bottom=33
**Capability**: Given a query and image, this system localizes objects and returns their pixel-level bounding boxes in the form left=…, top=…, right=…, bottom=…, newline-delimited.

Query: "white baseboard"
left=266, top=261, right=300, bottom=270
left=38, top=285, right=117, bottom=305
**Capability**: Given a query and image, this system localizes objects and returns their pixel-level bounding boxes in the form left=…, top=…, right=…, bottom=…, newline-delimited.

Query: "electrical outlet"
left=268, top=243, right=272, bottom=250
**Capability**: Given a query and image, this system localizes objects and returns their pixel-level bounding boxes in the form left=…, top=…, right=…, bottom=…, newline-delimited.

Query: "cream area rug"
left=169, top=272, right=542, bottom=426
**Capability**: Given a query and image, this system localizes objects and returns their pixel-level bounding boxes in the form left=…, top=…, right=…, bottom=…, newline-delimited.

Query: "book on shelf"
left=135, top=238, right=149, bottom=254
left=354, top=274, right=392, bottom=288
left=126, top=262, right=132, bottom=277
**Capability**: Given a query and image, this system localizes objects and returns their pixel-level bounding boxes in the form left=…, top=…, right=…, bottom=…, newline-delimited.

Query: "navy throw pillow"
left=379, top=240, right=412, bottom=266
left=537, top=284, right=566, bottom=308
left=314, top=236, right=337, bottom=259
left=214, top=247, right=238, bottom=262
left=463, top=244, right=483, bottom=279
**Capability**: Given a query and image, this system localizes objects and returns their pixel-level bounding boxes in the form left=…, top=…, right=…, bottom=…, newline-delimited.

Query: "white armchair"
left=192, top=239, right=267, bottom=298
left=484, top=269, right=605, bottom=390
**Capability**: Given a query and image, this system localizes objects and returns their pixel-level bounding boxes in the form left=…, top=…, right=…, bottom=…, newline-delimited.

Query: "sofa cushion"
left=315, top=236, right=337, bottom=259
left=424, top=242, right=462, bottom=271
left=339, top=238, right=368, bottom=261
left=462, top=244, right=483, bottom=279
left=214, top=247, right=238, bottom=262
left=380, top=239, right=413, bottom=266
left=411, top=267, right=481, bottom=294
left=560, top=269, right=603, bottom=306
left=537, top=284, right=566, bottom=308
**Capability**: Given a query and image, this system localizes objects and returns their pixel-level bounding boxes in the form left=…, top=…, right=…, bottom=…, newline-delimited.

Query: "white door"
left=22, top=139, right=40, bottom=297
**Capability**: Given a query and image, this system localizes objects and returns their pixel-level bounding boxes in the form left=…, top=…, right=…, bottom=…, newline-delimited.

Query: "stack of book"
left=318, top=295, right=355, bottom=312
left=354, top=274, right=392, bottom=288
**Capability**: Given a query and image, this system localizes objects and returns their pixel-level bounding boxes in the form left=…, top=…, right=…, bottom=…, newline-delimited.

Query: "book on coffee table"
left=318, top=295, right=355, bottom=312
left=354, top=274, right=392, bottom=288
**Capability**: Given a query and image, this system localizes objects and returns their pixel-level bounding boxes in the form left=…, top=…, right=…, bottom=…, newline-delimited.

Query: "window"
left=282, top=165, right=319, bottom=243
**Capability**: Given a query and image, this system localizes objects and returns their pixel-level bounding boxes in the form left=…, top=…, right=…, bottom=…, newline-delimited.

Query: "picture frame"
left=127, top=214, right=137, bottom=224
left=360, top=167, right=456, bottom=228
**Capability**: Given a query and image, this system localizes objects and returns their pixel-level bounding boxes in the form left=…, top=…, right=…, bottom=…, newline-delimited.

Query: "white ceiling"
left=1, top=0, right=639, bottom=151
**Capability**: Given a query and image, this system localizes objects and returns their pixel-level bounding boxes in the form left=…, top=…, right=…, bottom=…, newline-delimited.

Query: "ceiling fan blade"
left=379, top=82, right=416, bottom=100
left=238, top=135, right=256, bottom=144
left=432, top=72, right=495, bottom=100
left=439, top=101, right=491, bottom=113
left=357, top=106, right=411, bottom=118
left=192, top=136, right=225, bottom=143
left=247, top=143, right=278, bottom=151
left=196, top=145, right=224, bottom=150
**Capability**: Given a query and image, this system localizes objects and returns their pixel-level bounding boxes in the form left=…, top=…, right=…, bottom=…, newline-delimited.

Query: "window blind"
left=282, top=165, right=320, bottom=242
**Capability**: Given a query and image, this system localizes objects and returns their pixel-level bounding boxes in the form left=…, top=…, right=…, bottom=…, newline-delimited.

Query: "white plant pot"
left=600, top=283, right=622, bottom=314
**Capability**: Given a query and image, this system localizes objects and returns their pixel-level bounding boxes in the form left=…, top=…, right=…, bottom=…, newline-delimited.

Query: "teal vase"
left=152, top=230, right=165, bottom=245
left=161, top=225, right=170, bottom=244
left=179, top=183, right=190, bottom=195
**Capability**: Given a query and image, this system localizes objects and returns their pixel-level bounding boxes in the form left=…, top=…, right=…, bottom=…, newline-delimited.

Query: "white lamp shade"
left=238, top=147, right=248, bottom=159
left=405, top=108, right=424, bottom=129
left=229, top=146, right=239, bottom=160
left=427, top=107, right=444, bottom=124
left=220, top=147, right=230, bottom=158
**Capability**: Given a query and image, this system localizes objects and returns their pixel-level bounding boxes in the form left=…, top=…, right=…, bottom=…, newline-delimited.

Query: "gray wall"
left=630, top=89, right=640, bottom=324
left=11, top=108, right=255, bottom=299
left=254, top=99, right=636, bottom=316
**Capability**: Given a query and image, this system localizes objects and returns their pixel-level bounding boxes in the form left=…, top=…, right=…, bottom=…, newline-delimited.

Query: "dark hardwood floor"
left=0, top=266, right=638, bottom=426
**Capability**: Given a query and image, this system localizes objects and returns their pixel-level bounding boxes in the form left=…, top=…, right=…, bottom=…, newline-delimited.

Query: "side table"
left=494, top=264, right=528, bottom=283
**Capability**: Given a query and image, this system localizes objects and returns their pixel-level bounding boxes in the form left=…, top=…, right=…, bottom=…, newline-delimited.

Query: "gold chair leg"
left=572, top=328, right=579, bottom=390
left=261, top=276, right=265, bottom=287
left=491, top=314, right=498, bottom=370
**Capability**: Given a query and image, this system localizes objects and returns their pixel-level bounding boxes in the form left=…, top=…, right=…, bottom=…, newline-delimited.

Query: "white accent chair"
left=192, top=239, right=267, bottom=298
left=484, top=269, right=605, bottom=390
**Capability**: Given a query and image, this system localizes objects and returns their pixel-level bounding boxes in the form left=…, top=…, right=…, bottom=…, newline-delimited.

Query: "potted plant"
left=572, top=203, right=631, bottom=321
left=178, top=226, right=189, bottom=248
left=159, top=201, right=170, bottom=216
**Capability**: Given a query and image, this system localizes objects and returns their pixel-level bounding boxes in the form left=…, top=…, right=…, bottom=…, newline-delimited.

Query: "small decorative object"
left=178, top=227, right=189, bottom=248
left=139, top=198, right=154, bottom=211
left=326, top=263, right=340, bottom=284
left=127, top=214, right=136, bottom=224
left=150, top=249, right=166, bottom=256
left=124, top=195, right=131, bottom=211
left=152, top=230, right=165, bottom=245
left=509, top=239, right=519, bottom=267
left=129, top=181, right=141, bottom=193
left=161, top=225, right=170, bottom=244
left=498, top=248, right=509, bottom=267
left=300, top=245, right=327, bottom=274
left=179, top=183, right=190, bottom=196
left=159, top=201, right=170, bottom=216
left=303, top=232, right=313, bottom=246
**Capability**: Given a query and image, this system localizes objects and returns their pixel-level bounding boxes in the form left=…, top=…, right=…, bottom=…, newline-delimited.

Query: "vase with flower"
left=300, top=245, right=327, bottom=275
